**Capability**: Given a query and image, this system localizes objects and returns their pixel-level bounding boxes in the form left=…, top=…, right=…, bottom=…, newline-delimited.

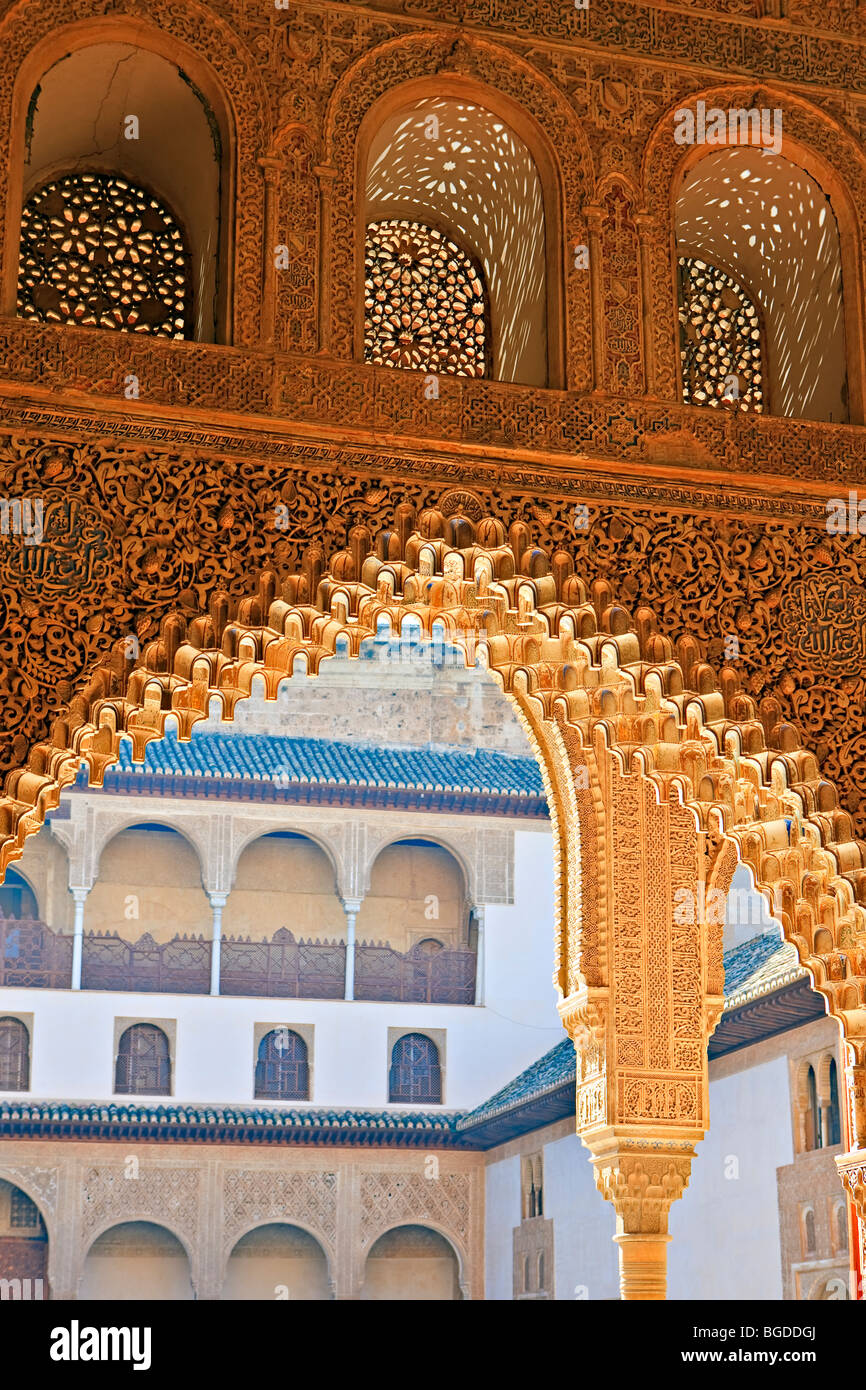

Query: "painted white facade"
left=668, top=1054, right=792, bottom=1301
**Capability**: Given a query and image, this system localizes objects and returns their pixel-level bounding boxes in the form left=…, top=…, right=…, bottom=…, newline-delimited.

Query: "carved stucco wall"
left=0, top=1142, right=484, bottom=1300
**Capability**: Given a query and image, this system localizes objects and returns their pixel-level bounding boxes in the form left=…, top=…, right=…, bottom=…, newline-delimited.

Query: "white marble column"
left=70, top=886, right=89, bottom=990
left=208, top=892, right=228, bottom=996
left=472, top=905, right=485, bottom=1006
left=342, top=898, right=363, bottom=1001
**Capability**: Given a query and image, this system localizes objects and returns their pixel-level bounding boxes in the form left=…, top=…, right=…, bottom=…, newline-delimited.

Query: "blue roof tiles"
left=110, top=729, right=546, bottom=799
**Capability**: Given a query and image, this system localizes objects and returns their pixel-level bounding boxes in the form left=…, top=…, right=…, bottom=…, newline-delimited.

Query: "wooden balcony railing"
left=354, top=939, right=477, bottom=1005
left=0, top=920, right=477, bottom=1003
left=81, top=931, right=212, bottom=994
left=220, top=928, right=346, bottom=999
left=0, top=914, right=73, bottom=989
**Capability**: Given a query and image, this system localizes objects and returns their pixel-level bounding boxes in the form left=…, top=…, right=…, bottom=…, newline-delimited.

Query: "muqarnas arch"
left=1, top=511, right=864, bottom=1300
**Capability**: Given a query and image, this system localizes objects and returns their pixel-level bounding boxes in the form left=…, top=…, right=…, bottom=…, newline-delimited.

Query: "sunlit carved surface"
left=17, top=172, right=189, bottom=337
left=364, top=219, right=489, bottom=376
left=675, top=150, right=847, bottom=422
left=678, top=256, right=764, bottom=412
left=365, top=100, right=547, bottom=385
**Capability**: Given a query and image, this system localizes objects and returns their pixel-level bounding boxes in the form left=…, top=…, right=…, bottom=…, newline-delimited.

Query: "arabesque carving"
left=1, top=514, right=863, bottom=1298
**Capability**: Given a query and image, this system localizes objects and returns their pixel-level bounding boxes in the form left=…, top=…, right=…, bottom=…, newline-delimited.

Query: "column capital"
left=208, top=891, right=229, bottom=910
left=69, top=883, right=91, bottom=903
left=342, top=897, right=363, bottom=916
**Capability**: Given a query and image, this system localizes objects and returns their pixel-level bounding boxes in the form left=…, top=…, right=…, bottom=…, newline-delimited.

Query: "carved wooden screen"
left=364, top=219, right=490, bottom=376
left=114, top=1023, right=171, bottom=1096
left=254, top=1027, right=310, bottom=1101
left=17, top=172, right=191, bottom=338
left=677, top=255, right=764, bottom=411
left=388, top=1032, right=442, bottom=1103
left=0, top=1016, right=30, bottom=1091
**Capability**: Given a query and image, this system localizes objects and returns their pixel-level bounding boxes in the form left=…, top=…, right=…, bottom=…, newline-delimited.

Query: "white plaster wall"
left=484, top=1153, right=520, bottom=1300
left=544, top=1132, right=619, bottom=1301
left=483, top=1130, right=619, bottom=1301
left=0, top=827, right=561, bottom=1110
left=668, top=1054, right=793, bottom=1300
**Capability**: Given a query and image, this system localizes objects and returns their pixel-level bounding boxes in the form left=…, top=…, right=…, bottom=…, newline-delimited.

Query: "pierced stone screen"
left=18, top=171, right=189, bottom=338
left=364, top=218, right=489, bottom=377
left=678, top=255, right=763, bottom=412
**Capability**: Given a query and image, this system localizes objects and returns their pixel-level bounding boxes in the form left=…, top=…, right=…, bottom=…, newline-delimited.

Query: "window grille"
left=0, top=1016, right=29, bottom=1091
left=254, top=1028, right=310, bottom=1101
left=678, top=256, right=763, bottom=412
left=18, top=172, right=190, bottom=338
left=10, top=1189, right=40, bottom=1228
left=114, top=1023, right=171, bottom=1096
left=364, top=219, right=489, bottom=377
left=388, top=1032, right=442, bottom=1103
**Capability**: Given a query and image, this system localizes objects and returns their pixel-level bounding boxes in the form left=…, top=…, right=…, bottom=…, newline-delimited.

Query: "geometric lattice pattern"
left=364, top=219, right=489, bottom=377
left=678, top=256, right=764, bottom=412
left=17, top=172, right=189, bottom=338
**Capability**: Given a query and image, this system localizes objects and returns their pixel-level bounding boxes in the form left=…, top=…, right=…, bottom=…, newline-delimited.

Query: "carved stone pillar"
left=584, top=203, right=605, bottom=391
left=634, top=211, right=659, bottom=397
left=593, top=1141, right=693, bottom=1300
left=258, top=156, right=282, bottom=348
left=315, top=165, right=338, bottom=355
left=836, top=1153, right=866, bottom=1298
left=554, top=736, right=724, bottom=1301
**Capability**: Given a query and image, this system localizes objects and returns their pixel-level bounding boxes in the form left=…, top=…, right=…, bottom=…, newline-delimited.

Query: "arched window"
left=18, top=172, right=190, bottom=338
left=678, top=257, right=764, bottom=412
left=806, top=1064, right=821, bottom=1150
left=834, top=1202, right=848, bottom=1254
left=364, top=220, right=489, bottom=378
left=254, top=1028, right=309, bottom=1101
left=114, top=1024, right=171, bottom=1096
left=803, top=1208, right=817, bottom=1256
left=827, top=1058, right=842, bottom=1146
left=388, top=1032, right=442, bottom=1104
left=0, top=1017, right=30, bottom=1091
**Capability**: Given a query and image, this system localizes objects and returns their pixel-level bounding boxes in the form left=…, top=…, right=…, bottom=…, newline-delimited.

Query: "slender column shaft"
left=343, top=898, right=362, bottom=1001
left=209, top=893, right=227, bottom=997
left=614, top=1234, right=671, bottom=1301
left=473, top=906, right=485, bottom=1006
left=70, top=887, right=89, bottom=990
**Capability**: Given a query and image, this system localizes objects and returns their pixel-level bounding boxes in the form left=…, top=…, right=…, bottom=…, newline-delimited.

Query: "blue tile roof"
left=111, top=730, right=546, bottom=799
left=458, top=931, right=807, bottom=1130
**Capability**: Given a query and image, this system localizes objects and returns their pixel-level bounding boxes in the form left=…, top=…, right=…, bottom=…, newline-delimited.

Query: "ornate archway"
left=2, top=510, right=864, bottom=1300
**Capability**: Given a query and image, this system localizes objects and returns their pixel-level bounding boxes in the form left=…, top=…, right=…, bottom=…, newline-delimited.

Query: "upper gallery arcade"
left=0, top=3, right=862, bottom=434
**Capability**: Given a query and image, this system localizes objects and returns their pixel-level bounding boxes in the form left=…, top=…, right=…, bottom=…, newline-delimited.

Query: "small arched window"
left=678, top=256, right=764, bottom=412
left=114, top=1024, right=171, bottom=1096
left=0, top=1017, right=30, bottom=1091
left=364, top=220, right=490, bottom=378
left=255, top=1028, right=309, bottom=1101
left=388, top=1032, right=442, bottom=1104
left=834, top=1202, right=848, bottom=1254
left=806, top=1064, right=821, bottom=1150
left=18, top=172, right=190, bottom=338
left=803, top=1208, right=817, bottom=1256
left=827, top=1058, right=842, bottom=1146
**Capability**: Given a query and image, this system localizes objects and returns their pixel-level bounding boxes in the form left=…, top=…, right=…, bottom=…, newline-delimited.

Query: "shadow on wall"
left=676, top=148, right=847, bottom=422
left=366, top=99, right=547, bottom=386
